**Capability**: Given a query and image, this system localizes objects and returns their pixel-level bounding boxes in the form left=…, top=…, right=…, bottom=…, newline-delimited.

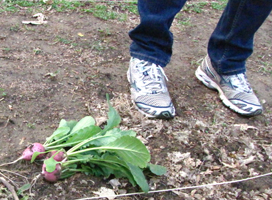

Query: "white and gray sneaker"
left=127, top=57, right=175, bottom=119
left=195, top=55, right=263, bottom=116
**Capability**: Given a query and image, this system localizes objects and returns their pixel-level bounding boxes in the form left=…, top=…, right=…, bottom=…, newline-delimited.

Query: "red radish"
left=42, top=163, right=61, bottom=182
left=47, top=151, right=65, bottom=162
left=22, top=143, right=46, bottom=161
left=0, top=143, right=45, bottom=167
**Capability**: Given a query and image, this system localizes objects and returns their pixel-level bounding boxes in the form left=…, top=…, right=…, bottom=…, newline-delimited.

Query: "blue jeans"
left=129, top=0, right=272, bottom=75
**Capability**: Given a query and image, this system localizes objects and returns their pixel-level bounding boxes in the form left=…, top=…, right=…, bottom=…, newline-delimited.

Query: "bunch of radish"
left=0, top=96, right=166, bottom=192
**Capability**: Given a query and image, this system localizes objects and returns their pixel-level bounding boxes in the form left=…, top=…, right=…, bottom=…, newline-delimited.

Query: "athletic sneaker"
left=195, top=55, right=263, bottom=116
left=127, top=57, right=175, bottom=119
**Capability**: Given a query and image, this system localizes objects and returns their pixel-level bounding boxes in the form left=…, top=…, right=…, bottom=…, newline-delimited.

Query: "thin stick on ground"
left=0, top=177, right=19, bottom=200
left=0, top=169, right=29, bottom=182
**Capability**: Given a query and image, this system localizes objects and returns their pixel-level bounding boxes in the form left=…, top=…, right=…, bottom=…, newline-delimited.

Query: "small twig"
left=4, top=117, right=10, bottom=128
left=0, top=177, right=19, bottom=200
left=0, top=171, right=14, bottom=186
left=0, top=169, right=29, bottom=183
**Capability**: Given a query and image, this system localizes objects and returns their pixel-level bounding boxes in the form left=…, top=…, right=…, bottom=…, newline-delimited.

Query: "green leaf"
left=66, top=125, right=102, bottom=144
left=17, top=183, right=31, bottom=195
left=103, top=94, right=121, bottom=132
left=127, top=163, right=149, bottom=193
left=58, top=119, right=68, bottom=127
left=147, top=163, right=167, bottom=175
left=105, top=135, right=150, bottom=168
left=44, top=157, right=59, bottom=173
left=45, top=126, right=71, bottom=145
left=66, top=120, right=78, bottom=130
left=118, top=130, right=137, bottom=137
left=60, top=165, right=77, bottom=179
left=104, top=129, right=136, bottom=138
left=31, top=151, right=46, bottom=163
left=70, top=116, right=96, bottom=134
left=52, top=126, right=71, bottom=141
left=90, top=128, right=136, bottom=146
left=82, top=155, right=137, bottom=186
left=60, top=170, right=76, bottom=179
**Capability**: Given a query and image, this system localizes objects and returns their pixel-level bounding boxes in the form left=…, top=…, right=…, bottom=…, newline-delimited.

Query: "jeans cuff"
left=130, top=51, right=170, bottom=67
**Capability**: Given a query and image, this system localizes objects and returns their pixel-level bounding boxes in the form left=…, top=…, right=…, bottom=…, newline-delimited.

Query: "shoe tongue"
left=140, top=65, right=162, bottom=91
left=225, top=74, right=252, bottom=93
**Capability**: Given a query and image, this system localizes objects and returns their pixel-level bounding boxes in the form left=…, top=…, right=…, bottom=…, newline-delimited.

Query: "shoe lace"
left=136, top=60, right=168, bottom=94
left=224, top=73, right=252, bottom=93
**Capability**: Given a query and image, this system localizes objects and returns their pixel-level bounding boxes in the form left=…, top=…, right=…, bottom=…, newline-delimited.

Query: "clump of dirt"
left=0, top=1, right=272, bottom=199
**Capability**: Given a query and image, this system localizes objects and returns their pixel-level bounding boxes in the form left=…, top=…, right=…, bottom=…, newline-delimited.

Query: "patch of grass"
left=178, top=17, right=192, bottom=26
left=258, top=61, right=272, bottom=75
left=84, top=4, right=117, bottom=20
left=10, top=24, right=20, bottom=32
left=98, top=28, right=112, bottom=37
left=56, top=36, right=71, bottom=45
left=0, top=5, right=19, bottom=13
left=52, top=0, right=84, bottom=12
left=9, top=0, right=36, bottom=7
left=55, top=36, right=80, bottom=48
left=0, top=0, right=41, bottom=13
left=1, top=0, right=138, bottom=22
left=0, top=88, right=7, bottom=97
left=27, top=123, right=36, bottom=129
left=2, top=47, right=11, bottom=53
left=118, top=13, right=128, bottom=22
left=211, top=0, right=227, bottom=10
left=83, top=1, right=138, bottom=21
left=120, top=2, right=138, bottom=15
left=183, top=2, right=208, bottom=13
left=91, top=40, right=106, bottom=51
left=33, top=48, right=42, bottom=55
left=183, top=0, right=227, bottom=13
left=55, top=36, right=78, bottom=46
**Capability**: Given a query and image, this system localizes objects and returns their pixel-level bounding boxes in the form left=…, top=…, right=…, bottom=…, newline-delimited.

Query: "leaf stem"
left=66, top=135, right=109, bottom=154
left=44, top=134, right=71, bottom=147
left=44, top=141, right=82, bottom=150
left=67, top=146, right=135, bottom=157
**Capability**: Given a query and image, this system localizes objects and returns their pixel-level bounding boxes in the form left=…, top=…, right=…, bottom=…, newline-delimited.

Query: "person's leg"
left=208, top=0, right=272, bottom=75
left=196, top=0, right=272, bottom=116
left=127, top=0, right=186, bottom=119
left=129, top=0, right=187, bottom=67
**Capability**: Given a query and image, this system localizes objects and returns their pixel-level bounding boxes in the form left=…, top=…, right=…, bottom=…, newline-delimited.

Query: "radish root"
left=30, top=174, right=41, bottom=194
left=0, top=157, right=23, bottom=167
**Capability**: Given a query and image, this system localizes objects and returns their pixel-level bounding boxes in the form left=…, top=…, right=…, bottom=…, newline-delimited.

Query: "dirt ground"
left=1, top=1, right=272, bottom=199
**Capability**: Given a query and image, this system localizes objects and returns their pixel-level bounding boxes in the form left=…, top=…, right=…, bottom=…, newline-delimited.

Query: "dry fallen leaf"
left=233, top=124, right=258, bottom=131
left=22, top=13, right=48, bottom=25
left=167, top=152, right=191, bottom=163
left=78, top=32, right=84, bottom=37
left=93, top=187, right=116, bottom=200
left=19, top=137, right=26, bottom=145
left=108, top=178, right=121, bottom=189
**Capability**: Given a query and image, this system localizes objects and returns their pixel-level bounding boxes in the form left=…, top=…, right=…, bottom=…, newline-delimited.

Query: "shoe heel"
left=195, top=66, right=215, bottom=89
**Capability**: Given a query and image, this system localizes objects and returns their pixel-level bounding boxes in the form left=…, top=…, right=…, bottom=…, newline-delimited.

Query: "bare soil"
left=1, top=1, right=272, bottom=200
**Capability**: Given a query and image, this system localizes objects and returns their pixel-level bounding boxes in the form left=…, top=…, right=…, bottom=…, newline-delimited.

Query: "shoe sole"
left=195, top=66, right=262, bottom=117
